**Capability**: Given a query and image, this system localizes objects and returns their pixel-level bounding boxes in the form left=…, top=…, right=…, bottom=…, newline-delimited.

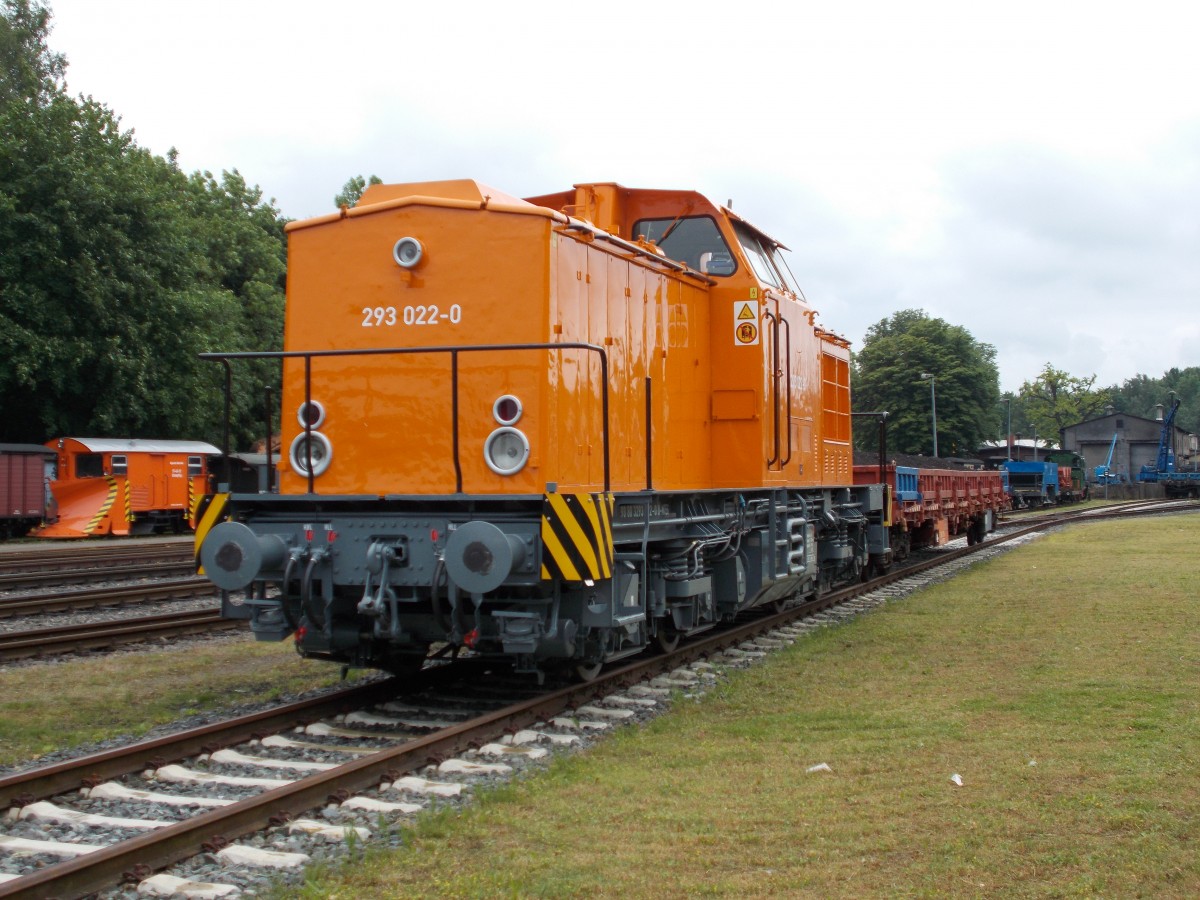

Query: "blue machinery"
left=1137, top=398, right=1200, bottom=497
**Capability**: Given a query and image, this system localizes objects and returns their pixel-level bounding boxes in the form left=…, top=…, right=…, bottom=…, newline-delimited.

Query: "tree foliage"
left=1104, top=368, right=1200, bottom=435
left=1017, top=364, right=1110, bottom=443
left=334, top=173, right=381, bottom=209
left=0, top=0, right=63, bottom=106
left=0, top=1, right=285, bottom=449
left=852, top=309, right=1000, bottom=457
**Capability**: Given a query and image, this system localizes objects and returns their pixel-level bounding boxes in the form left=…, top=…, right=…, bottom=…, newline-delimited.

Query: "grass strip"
left=289, top=513, right=1200, bottom=898
left=0, top=639, right=352, bottom=767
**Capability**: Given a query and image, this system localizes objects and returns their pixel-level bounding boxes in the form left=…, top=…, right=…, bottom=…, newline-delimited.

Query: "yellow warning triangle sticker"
left=737, top=303, right=755, bottom=320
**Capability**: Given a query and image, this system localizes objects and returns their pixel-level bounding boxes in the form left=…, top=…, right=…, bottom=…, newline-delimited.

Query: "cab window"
left=766, top=243, right=802, bottom=294
left=188, top=456, right=203, bottom=476
left=111, top=455, right=128, bottom=475
left=733, top=222, right=785, bottom=290
left=632, top=216, right=735, bottom=276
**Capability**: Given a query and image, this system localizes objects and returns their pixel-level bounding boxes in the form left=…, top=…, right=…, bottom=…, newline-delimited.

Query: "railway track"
left=995, top=497, right=1176, bottom=528
left=0, top=578, right=215, bottom=620
left=0, top=560, right=198, bottom=594
left=0, top=606, right=239, bottom=662
left=0, top=615, right=815, bottom=899
left=0, top=500, right=1194, bottom=897
left=0, top=539, right=193, bottom=577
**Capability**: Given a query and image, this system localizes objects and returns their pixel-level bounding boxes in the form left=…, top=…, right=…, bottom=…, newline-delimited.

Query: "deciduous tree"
left=1104, top=368, right=1200, bottom=435
left=0, top=1, right=286, bottom=447
left=852, top=309, right=1001, bottom=457
left=0, top=0, right=63, bottom=106
left=334, top=173, right=381, bottom=209
left=1018, top=364, right=1110, bottom=443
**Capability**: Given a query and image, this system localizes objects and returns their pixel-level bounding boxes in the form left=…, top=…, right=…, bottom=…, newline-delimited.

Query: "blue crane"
left=1135, top=397, right=1200, bottom=497
left=1140, top=397, right=1181, bottom=479
left=1094, top=433, right=1120, bottom=483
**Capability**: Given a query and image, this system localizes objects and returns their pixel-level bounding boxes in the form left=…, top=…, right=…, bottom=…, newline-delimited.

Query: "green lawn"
left=0, top=639, right=355, bottom=767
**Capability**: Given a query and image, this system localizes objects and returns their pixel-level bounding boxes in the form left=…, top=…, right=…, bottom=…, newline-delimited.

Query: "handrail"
left=764, top=309, right=780, bottom=468
left=200, top=342, right=611, bottom=493
left=780, top=314, right=793, bottom=467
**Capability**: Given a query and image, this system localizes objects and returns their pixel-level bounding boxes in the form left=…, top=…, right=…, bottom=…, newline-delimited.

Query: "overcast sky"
left=44, top=0, right=1199, bottom=395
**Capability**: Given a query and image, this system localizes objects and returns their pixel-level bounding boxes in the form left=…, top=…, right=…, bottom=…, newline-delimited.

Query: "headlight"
left=484, top=427, right=529, bottom=475
left=289, top=431, right=333, bottom=477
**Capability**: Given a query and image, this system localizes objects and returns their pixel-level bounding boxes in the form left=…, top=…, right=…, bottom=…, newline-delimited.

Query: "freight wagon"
left=853, top=463, right=1008, bottom=558
left=0, top=444, right=54, bottom=538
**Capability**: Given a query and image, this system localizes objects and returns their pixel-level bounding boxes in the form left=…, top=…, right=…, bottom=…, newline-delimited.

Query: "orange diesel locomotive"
left=198, top=180, right=889, bottom=678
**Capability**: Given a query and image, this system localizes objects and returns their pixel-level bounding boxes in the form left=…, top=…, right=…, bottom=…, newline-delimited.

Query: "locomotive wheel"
left=654, top=623, right=681, bottom=653
left=574, top=660, right=603, bottom=682
left=970, top=519, right=987, bottom=545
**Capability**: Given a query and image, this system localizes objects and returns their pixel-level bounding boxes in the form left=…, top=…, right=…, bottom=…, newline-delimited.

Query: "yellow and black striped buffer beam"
left=541, top=492, right=614, bottom=582
left=193, top=493, right=230, bottom=574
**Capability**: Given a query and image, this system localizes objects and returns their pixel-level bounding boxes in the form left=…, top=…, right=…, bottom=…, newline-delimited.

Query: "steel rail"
left=996, top=497, right=1182, bottom=528
left=0, top=577, right=214, bottom=619
left=0, top=561, right=199, bottom=594
left=0, top=541, right=192, bottom=575
left=0, top=677, right=425, bottom=810
left=0, top=607, right=239, bottom=662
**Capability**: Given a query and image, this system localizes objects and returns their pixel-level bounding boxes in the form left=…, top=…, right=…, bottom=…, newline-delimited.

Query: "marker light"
left=297, top=400, right=326, bottom=429
left=484, top=427, right=530, bottom=475
left=392, top=236, right=424, bottom=269
left=289, top=431, right=333, bottom=477
left=493, top=394, right=522, bottom=425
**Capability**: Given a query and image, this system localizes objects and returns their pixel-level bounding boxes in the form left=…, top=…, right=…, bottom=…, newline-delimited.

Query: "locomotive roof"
left=54, top=438, right=222, bottom=454
left=290, top=179, right=789, bottom=267
left=722, top=206, right=789, bottom=251
left=356, top=179, right=526, bottom=210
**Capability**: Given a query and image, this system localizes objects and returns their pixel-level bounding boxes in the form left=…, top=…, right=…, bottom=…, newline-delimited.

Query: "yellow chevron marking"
left=86, top=476, right=118, bottom=534
left=541, top=513, right=582, bottom=582
left=548, top=492, right=600, bottom=578
left=578, top=495, right=609, bottom=578
left=124, top=480, right=133, bottom=522
left=194, top=493, right=230, bottom=574
left=539, top=492, right=617, bottom=583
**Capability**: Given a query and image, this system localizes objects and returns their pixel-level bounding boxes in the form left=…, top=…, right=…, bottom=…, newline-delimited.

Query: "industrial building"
left=1060, top=407, right=1197, bottom=484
